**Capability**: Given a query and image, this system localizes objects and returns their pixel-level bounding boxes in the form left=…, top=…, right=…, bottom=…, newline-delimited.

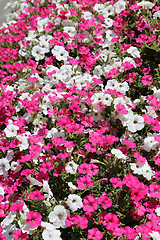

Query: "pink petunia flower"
left=78, top=163, right=90, bottom=174
left=88, top=163, right=99, bottom=177
left=10, top=202, right=23, bottom=212
left=110, top=177, right=123, bottom=188
left=125, top=72, right=136, bottom=83
left=121, top=61, right=134, bottom=70
left=26, top=211, right=42, bottom=227
left=116, top=104, right=128, bottom=114
left=84, top=143, right=97, bottom=153
left=97, top=194, right=112, bottom=209
left=83, top=195, right=98, bottom=213
left=141, top=75, right=153, bottom=85
left=88, top=228, right=103, bottom=240
left=13, top=230, right=28, bottom=240
left=149, top=183, right=160, bottom=199
left=66, top=214, right=88, bottom=229
left=77, top=175, right=93, bottom=189
left=28, top=190, right=44, bottom=201
left=100, top=213, right=120, bottom=230
left=123, top=226, right=137, bottom=239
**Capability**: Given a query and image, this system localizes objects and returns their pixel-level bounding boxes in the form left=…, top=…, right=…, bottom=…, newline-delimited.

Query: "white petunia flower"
left=92, top=108, right=103, bottom=122
left=105, top=18, right=114, bottom=27
left=42, top=229, right=62, bottom=240
left=117, top=81, right=129, bottom=94
left=32, top=45, right=45, bottom=61
left=149, top=231, right=160, bottom=240
left=25, top=30, right=37, bottom=43
left=6, top=150, right=14, bottom=162
left=153, top=10, right=160, bottom=19
left=155, top=207, right=160, bottom=217
left=68, top=182, right=78, bottom=192
left=130, top=163, right=143, bottom=175
left=144, top=106, right=157, bottom=118
left=93, top=65, right=103, bottom=77
left=126, top=114, right=144, bottom=133
left=152, top=86, right=160, bottom=100
left=16, top=134, right=29, bottom=151
left=41, top=222, right=55, bottom=231
left=37, top=17, right=49, bottom=32
left=48, top=205, right=70, bottom=229
left=82, top=11, right=93, bottom=20
left=51, top=46, right=69, bottom=62
left=42, top=180, right=53, bottom=200
left=0, top=186, right=4, bottom=196
left=39, top=38, right=50, bottom=53
left=103, top=5, right=115, bottom=17
left=142, top=135, right=159, bottom=152
left=105, top=79, right=119, bottom=90
left=22, top=113, right=33, bottom=123
left=66, top=194, right=83, bottom=212
left=1, top=211, right=17, bottom=228
left=114, top=0, right=126, bottom=14
left=46, top=128, right=58, bottom=139
left=19, top=203, right=29, bottom=220
left=18, top=221, right=37, bottom=234
left=65, top=161, right=78, bottom=174
left=137, top=1, right=155, bottom=9
left=112, top=60, right=123, bottom=72
left=113, top=97, right=126, bottom=106
left=2, top=224, right=17, bottom=240
left=63, top=26, right=76, bottom=37
left=141, top=162, right=155, bottom=181
left=91, top=92, right=104, bottom=104
left=127, top=46, right=140, bottom=58
left=111, top=149, right=127, bottom=161
left=105, top=30, right=117, bottom=42
left=102, top=94, right=113, bottom=106
left=11, top=161, right=22, bottom=173
left=0, top=158, right=10, bottom=177
left=26, top=175, right=43, bottom=187
left=94, top=3, right=104, bottom=12
left=41, top=222, right=62, bottom=240
left=4, top=122, right=19, bottom=138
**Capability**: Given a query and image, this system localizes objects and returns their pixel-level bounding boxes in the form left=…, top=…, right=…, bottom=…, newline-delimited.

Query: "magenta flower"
left=88, top=228, right=103, bottom=240
left=84, top=143, right=97, bottom=153
left=123, top=226, right=137, bottom=239
left=116, top=104, right=128, bottom=114
left=77, top=175, right=93, bottom=189
left=10, top=202, right=23, bottom=212
left=66, top=214, right=88, bottom=229
left=141, top=75, right=153, bottom=86
left=28, top=190, right=44, bottom=200
left=78, top=163, right=90, bottom=174
left=88, top=163, right=99, bottom=176
left=121, top=61, right=134, bottom=70
left=13, top=229, right=28, bottom=240
left=83, top=195, right=98, bottom=213
left=125, top=72, right=136, bottom=83
left=110, top=177, right=124, bottom=188
left=97, top=194, right=112, bottom=209
left=100, top=213, right=120, bottom=231
left=26, top=211, right=42, bottom=227
left=149, top=183, right=160, bottom=199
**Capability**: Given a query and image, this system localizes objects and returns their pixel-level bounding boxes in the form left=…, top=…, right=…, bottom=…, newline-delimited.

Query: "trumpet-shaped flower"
left=66, top=194, right=83, bottom=212
left=26, top=211, right=42, bottom=228
left=4, top=122, right=19, bottom=138
left=48, top=205, right=70, bottom=229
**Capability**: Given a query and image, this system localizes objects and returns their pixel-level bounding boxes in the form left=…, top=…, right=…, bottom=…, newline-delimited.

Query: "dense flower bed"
left=0, top=0, right=160, bottom=239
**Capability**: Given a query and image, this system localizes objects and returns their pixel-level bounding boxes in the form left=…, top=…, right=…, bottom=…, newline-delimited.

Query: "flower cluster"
left=0, top=0, right=160, bottom=239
